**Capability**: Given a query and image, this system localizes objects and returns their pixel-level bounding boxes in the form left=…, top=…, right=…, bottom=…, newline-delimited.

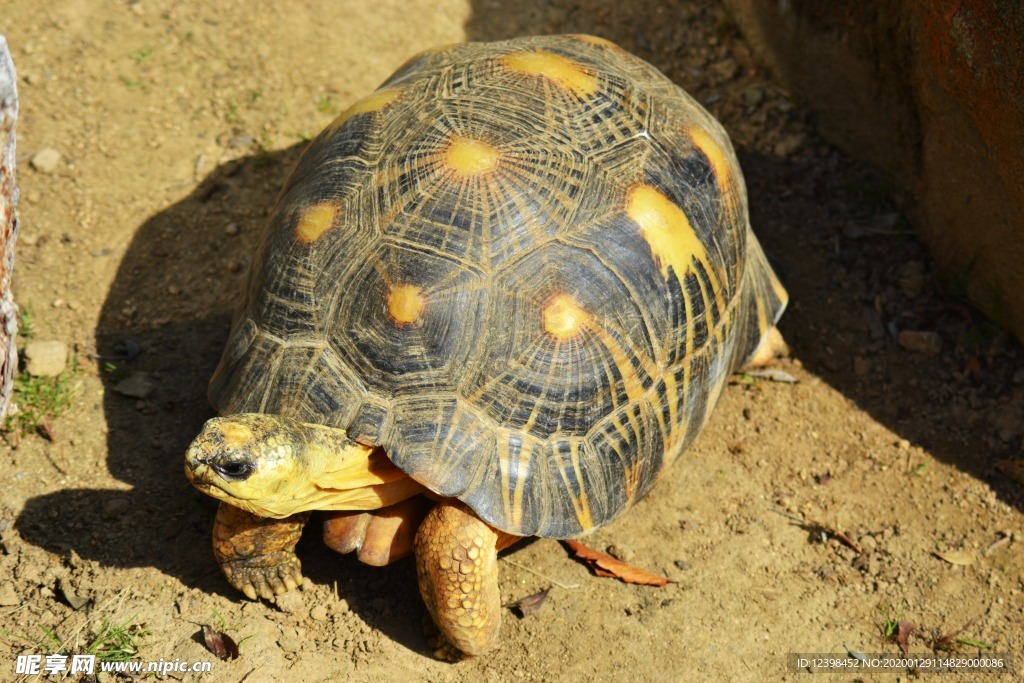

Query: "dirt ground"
left=2, top=1, right=1023, bottom=681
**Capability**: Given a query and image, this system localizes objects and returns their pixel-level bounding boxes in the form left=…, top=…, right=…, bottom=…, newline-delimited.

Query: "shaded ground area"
left=1, top=1, right=1021, bottom=681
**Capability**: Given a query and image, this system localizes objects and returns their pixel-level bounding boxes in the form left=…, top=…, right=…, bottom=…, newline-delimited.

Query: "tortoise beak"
left=184, top=444, right=213, bottom=489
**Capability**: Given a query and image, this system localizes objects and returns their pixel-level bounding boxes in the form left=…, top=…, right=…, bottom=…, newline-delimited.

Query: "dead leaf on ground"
left=36, top=420, right=56, bottom=442
left=562, top=540, right=673, bottom=587
left=744, top=368, right=799, bottom=384
left=896, top=620, right=915, bottom=653
left=772, top=508, right=863, bottom=555
left=930, top=616, right=983, bottom=653
left=202, top=625, right=240, bottom=661
left=984, top=534, right=1011, bottom=556
left=933, top=549, right=976, bottom=566
left=510, top=588, right=550, bottom=618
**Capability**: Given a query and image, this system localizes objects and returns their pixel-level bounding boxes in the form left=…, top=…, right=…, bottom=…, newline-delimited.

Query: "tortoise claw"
left=212, top=504, right=308, bottom=601
left=220, top=550, right=304, bottom=601
left=422, top=616, right=470, bottom=662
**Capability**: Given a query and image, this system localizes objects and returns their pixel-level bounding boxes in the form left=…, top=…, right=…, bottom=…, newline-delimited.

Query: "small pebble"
left=226, top=134, right=254, bottom=148
left=30, top=148, right=61, bottom=174
left=23, top=339, right=68, bottom=377
left=310, top=604, right=329, bottom=621
left=774, top=134, right=805, bottom=157
left=898, top=330, right=941, bottom=355
left=113, top=339, right=142, bottom=361
left=112, top=372, right=155, bottom=399
left=224, top=222, right=239, bottom=236
left=101, top=497, right=131, bottom=520
left=60, top=588, right=91, bottom=610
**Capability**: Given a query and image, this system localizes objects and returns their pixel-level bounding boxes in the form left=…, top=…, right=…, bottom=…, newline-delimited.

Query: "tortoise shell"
left=209, top=35, right=787, bottom=538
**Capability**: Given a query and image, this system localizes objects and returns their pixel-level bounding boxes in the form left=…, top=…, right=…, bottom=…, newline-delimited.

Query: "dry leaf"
left=896, top=620, right=915, bottom=653
left=934, top=549, right=976, bottom=566
left=202, top=625, right=239, bottom=661
left=745, top=368, right=799, bottom=383
left=510, top=588, right=550, bottom=619
left=563, top=540, right=673, bottom=587
left=36, top=420, right=55, bottom=442
left=930, top=615, right=981, bottom=653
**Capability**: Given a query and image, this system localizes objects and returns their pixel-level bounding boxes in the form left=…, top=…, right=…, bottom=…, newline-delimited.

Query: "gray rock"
left=30, top=147, right=60, bottom=173
left=101, top=496, right=131, bottom=520
left=112, top=372, right=155, bottom=398
left=23, top=339, right=68, bottom=377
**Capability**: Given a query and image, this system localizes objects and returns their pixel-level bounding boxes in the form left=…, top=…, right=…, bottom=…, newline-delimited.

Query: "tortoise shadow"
left=16, top=146, right=296, bottom=575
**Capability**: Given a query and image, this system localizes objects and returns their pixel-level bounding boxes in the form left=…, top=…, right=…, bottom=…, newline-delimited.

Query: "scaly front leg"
left=213, top=502, right=309, bottom=600
left=414, top=499, right=519, bottom=659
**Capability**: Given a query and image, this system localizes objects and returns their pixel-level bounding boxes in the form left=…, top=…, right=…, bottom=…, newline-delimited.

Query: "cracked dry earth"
left=1, top=0, right=1023, bottom=681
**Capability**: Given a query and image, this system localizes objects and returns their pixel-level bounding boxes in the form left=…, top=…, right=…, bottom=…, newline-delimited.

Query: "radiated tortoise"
left=185, top=34, right=788, bottom=658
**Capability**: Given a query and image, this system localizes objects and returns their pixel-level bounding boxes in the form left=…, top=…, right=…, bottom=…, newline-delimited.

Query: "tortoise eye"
left=214, top=459, right=255, bottom=481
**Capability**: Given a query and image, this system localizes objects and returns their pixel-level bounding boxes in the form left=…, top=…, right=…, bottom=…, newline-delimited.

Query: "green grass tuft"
left=4, top=304, right=82, bottom=434
left=87, top=617, right=149, bottom=663
left=3, top=616, right=148, bottom=663
left=4, top=365, right=81, bottom=434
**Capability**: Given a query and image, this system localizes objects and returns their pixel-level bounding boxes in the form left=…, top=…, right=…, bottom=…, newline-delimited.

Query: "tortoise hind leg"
left=414, top=499, right=518, bottom=659
left=213, top=502, right=309, bottom=600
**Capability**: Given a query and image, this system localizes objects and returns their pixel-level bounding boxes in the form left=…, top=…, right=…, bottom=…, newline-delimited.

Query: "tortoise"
left=185, top=34, right=787, bottom=658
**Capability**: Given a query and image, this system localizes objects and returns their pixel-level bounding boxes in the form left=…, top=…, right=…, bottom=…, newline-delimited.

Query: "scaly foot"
left=414, top=499, right=519, bottom=658
left=212, top=502, right=308, bottom=600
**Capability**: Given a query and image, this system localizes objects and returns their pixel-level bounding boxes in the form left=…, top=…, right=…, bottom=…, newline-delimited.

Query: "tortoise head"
left=185, top=413, right=424, bottom=518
